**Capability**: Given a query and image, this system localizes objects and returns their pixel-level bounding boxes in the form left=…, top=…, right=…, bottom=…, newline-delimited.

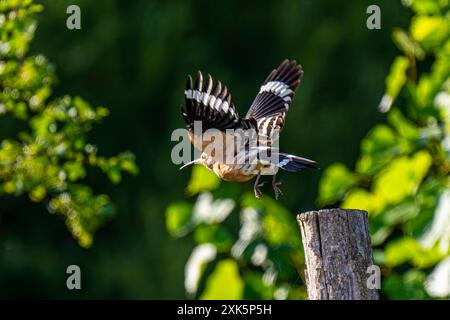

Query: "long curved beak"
left=179, top=158, right=202, bottom=171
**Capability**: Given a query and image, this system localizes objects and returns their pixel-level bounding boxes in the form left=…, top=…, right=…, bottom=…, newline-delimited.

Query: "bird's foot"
left=272, top=178, right=283, bottom=200
left=254, top=181, right=265, bottom=199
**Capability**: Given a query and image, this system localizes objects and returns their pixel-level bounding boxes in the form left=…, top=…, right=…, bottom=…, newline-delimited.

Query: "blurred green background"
left=2, top=0, right=441, bottom=299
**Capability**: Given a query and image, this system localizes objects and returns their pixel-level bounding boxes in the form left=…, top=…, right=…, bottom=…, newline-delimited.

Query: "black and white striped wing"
left=245, top=59, right=303, bottom=138
left=182, top=71, right=256, bottom=132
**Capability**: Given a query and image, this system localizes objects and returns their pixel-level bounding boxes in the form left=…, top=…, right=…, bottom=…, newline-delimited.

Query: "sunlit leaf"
left=384, top=237, right=445, bottom=269
left=411, top=16, right=449, bottom=49
left=409, top=0, right=442, bottom=15
left=29, top=184, right=46, bottom=202
left=201, top=259, right=244, bottom=300
left=342, top=188, right=378, bottom=214
left=165, top=201, right=193, bottom=237
left=388, top=108, right=420, bottom=141
left=186, top=165, right=220, bottom=196
left=373, top=151, right=432, bottom=209
left=379, top=56, right=410, bottom=113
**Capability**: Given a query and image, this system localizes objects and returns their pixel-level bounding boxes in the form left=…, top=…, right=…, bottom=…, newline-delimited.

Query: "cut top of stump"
left=297, top=208, right=368, bottom=222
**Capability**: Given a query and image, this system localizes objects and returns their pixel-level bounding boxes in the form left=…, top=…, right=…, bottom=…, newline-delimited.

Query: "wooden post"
left=297, top=209, right=379, bottom=300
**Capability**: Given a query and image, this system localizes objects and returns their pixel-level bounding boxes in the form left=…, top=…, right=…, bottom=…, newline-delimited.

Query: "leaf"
left=387, top=108, right=420, bottom=141
left=409, top=0, right=442, bottom=15
left=318, top=163, right=357, bottom=206
left=392, top=29, right=425, bottom=60
left=373, top=151, right=432, bottom=209
left=242, top=194, right=300, bottom=247
left=383, top=270, right=431, bottom=300
left=262, top=206, right=299, bottom=247
left=201, top=259, right=244, bottom=300
left=370, top=224, right=393, bottom=246
left=379, top=56, right=410, bottom=113
left=384, top=237, right=445, bottom=269
left=342, top=188, right=378, bottom=214
left=73, top=96, right=96, bottom=122
left=186, top=165, right=220, bottom=196
left=380, top=199, right=420, bottom=226
left=243, top=272, right=275, bottom=299
left=29, top=184, right=46, bottom=202
left=194, top=224, right=234, bottom=252
left=356, top=125, right=399, bottom=175
left=63, top=161, right=86, bottom=181
left=118, top=151, right=139, bottom=175
left=165, top=201, right=193, bottom=237
left=384, top=237, right=421, bottom=267
left=411, top=16, right=449, bottom=49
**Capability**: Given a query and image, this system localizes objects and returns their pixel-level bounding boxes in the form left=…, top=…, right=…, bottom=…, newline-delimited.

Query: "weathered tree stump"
left=297, top=209, right=379, bottom=300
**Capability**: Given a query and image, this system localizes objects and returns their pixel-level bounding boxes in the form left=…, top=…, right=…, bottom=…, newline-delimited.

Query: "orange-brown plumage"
left=212, top=162, right=255, bottom=182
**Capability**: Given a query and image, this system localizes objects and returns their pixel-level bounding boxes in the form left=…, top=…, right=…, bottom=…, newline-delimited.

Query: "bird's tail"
left=276, top=153, right=318, bottom=172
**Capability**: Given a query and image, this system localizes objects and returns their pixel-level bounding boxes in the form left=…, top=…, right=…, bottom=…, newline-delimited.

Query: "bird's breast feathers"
left=212, top=162, right=255, bottom=182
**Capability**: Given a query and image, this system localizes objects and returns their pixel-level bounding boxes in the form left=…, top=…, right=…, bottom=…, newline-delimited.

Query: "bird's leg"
left=253, top=173, right=265, bottom=199
left=272, top=175, right=283, bottom=200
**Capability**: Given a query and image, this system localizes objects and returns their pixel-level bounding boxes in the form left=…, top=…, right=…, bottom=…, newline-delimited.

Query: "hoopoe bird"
left=180, top=59, right=318, bottom=199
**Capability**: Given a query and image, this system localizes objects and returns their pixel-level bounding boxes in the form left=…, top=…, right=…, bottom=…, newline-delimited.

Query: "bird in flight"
left=180, top=59, right=318, bottom=199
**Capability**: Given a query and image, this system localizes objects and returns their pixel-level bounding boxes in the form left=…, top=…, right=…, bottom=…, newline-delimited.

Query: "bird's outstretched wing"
left=182, top=71, right=256, bottom=132
left=245, top=59, right=303, bottom=138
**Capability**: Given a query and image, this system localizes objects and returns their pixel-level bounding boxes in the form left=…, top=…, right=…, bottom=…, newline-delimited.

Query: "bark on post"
left=297, top=209, right=379, bottom=300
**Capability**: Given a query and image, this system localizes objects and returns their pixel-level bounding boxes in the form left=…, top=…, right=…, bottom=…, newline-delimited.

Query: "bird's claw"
left=254, top=182, right=265, bottom=199
left=272, top=180, right=283, bottom=200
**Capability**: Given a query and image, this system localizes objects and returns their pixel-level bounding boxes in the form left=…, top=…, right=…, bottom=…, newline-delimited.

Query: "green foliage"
left=166, top=201, right=193, bottom=237
left=319, top=0, right=450, bottom=299
left=186, top=165, right=221, bottom=196
left=166, top=167, right=306, bottom=299
left=384, top=237, right=445, bottom=269
left=200, top=259, right=244, bottom=300
left=167, top=0, right=450, bottom=300
left=0, top=0, right=137, bottom=247
left=383, top=270, right=430, bottom=300
left=0, top=0, right=421, bottom=300
left=318, top=163, right=357, bottom=206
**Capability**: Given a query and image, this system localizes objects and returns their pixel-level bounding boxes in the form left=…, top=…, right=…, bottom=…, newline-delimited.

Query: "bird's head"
left=179, top=153, right=213, bottom=171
